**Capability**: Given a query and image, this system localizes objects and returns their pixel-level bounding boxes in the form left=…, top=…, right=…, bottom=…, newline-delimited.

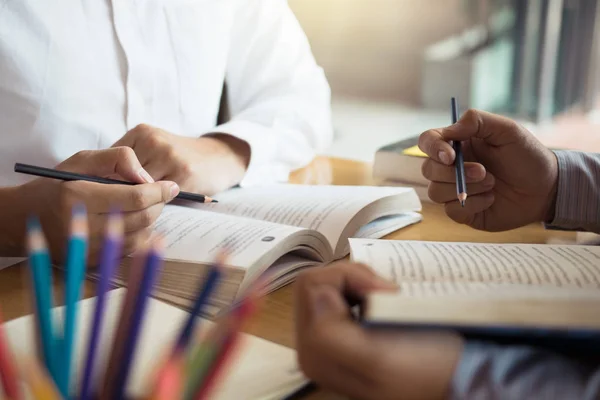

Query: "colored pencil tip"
left=106, top=212, right=124, bottom=238
left=150, top=236, right=166, bottom=254
left=72, top=203, right=87, bottom=216
left=27, top=216, right=41, bottom=231
left=215, top=250, right=228, bottom=266
left=211, top=199, right=218, bottom=203
left=460, top=200, right=465, bottom=207
left=71, top=205, right=89, bottom=238
left=109, top=205, right=122, bottom=215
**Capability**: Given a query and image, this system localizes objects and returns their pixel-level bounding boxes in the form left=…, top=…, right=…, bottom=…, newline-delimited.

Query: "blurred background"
left=288, top=0, right=600, bottom=161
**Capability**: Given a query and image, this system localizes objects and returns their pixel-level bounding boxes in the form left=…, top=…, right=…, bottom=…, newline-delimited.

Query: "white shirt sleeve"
left=207, top=0, right=333, bottom=187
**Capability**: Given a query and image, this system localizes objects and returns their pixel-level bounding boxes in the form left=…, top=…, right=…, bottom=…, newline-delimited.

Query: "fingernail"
left=466, top=165, right=484, bottom=179
left=484, top=177, right=495, bottom=187
left=310, top=288, right=335, bottom=319
left=438, top=151, right=450, bottom=165
left=138, top=169, right=154, bottom=183
left=169, top=183, right=180, bottom=200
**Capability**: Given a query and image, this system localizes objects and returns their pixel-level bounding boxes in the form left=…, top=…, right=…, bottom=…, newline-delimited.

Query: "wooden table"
left=0, top=156, right=579, bottom=399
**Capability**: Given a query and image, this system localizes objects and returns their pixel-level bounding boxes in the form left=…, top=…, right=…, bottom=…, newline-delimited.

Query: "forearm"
left=216, top=0, right=333, bottom=187
left=451, top=341, right=600, bottom=399
left=0, top=185, right=27, bottom=256
left=199, top=133, right=250, bottom=189
left=546, top=151, right=600, bottom=233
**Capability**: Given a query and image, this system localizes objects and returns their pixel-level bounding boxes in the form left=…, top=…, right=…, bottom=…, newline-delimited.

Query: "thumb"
left=60, top=147, right=154, bottom=184
left=442, top=109, right=519, bottom=146
left=308, top=286, right=352, bottom=323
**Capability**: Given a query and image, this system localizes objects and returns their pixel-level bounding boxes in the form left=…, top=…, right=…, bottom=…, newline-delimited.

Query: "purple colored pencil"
left=111, top=240, right=164, bottom=400
left=80, top=212, right=124, bottom=400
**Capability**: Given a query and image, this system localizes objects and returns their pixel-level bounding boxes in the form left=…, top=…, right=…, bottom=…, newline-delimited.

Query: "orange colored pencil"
left=0, top=309, right=22, bottom=399
left=20, top=357, right=61, bottom=400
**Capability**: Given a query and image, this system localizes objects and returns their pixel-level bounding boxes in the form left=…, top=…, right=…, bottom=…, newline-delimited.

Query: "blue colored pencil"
left=174, top=260, right=222, bottom=353
left=60, top=204, right=89, bottom=397
left=451, top=97, right=467, bottom=206
left=111, top=240, right=164, bottom=400
left=26, top=217, right=59, bottom=386
left=80, top=211, right=123, bottom=400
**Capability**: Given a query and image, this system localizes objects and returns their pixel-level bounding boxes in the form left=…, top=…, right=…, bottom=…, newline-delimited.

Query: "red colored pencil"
left=0, top=309, right=22, bottom=399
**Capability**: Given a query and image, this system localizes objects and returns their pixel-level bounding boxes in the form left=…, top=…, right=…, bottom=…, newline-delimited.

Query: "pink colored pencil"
left=147, top=353, right=184, bottom=400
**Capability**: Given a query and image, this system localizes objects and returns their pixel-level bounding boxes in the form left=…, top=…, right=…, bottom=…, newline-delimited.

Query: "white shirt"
left=0, top=0, right=333, bottom=188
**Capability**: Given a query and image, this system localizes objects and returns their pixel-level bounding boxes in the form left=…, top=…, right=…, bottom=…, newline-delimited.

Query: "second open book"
left=352, top=239, right=600, bottom=345
left=88, top=184, right=422, bottom=314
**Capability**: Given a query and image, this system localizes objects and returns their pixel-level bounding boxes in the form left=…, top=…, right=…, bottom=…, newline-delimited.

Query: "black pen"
left=451, top=97, right=467, bottom=206
left=14, top=163, right=217, bottom=203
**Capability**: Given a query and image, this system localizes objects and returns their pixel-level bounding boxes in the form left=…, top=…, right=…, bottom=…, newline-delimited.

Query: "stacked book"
left=372, top=137, right=431, bottom=202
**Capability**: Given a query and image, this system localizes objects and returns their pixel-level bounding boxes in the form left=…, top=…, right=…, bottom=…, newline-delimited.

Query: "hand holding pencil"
left=418, top=107, right=560, bottom=232
left=14, top=148, right=181, bottom=263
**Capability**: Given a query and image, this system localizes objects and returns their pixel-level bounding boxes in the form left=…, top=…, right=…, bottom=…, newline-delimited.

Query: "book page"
left=395, top=281, right=600, bottom=300
left=201, top=184, right=419, bottom=249
left=353, top=213, right=422, bottom=239
left=350, top=239, right=600, bottom=289
left=155, top=205, right=305, bottom=269
left=366, top=293, right=600, bottom=330
left=3, top=289, right=307, bottom=400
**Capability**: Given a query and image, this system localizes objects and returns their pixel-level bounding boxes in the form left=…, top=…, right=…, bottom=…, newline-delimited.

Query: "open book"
left=350, top=239, right=600, bottom=350
left=92, top=185, right=421, bottom=314
left=3, top=289, right=307, bottom=399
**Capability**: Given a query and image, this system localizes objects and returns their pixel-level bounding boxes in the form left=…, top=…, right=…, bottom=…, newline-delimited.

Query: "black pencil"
left=451, top=97, right=467, bottom=206
left=14, top=163, right=217, bottom=204
left=281, top=381, right=318, bottom=400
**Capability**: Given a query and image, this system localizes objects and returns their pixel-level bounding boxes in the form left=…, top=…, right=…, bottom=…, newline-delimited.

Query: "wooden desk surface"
left=0, top=157, right=578, bottom=399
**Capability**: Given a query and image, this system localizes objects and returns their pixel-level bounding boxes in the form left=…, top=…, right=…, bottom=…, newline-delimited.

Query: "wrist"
left=543, top=152, right=559, bottom=224
left=201, top=133, right=250, bottom=187
left=399, top=333, right=464, bottom=399
left=544, top=184, right=558, bottom=223
left=0, top=185, right=28, bottom=256
left=204, top=133, right=250, bottom=168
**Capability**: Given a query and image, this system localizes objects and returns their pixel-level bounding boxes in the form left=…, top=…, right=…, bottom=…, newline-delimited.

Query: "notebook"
left=350, top=239, right=600, bottom=352
left=3, top=288, right=307, bottom=399
left=90, top=184, right=422, bottom=315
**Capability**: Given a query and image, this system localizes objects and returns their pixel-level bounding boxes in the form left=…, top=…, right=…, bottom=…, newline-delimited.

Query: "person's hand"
left=295, top=263, right=463, bottom=400
left=418, top=109, right=559, bottom=231
left=17, top=148, right=179, bottom=263
left=112, top=125, right=250, bottom=195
